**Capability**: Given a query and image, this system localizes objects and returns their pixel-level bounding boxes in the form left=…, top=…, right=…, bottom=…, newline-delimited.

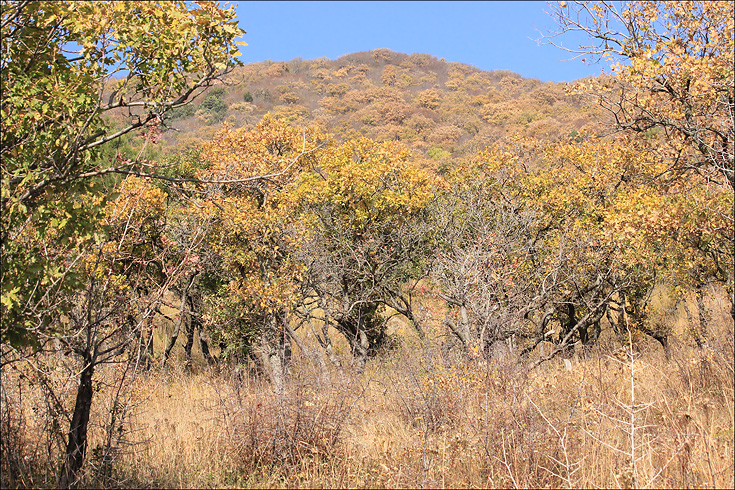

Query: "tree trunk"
left=144, top=326, right=154, bottom=370
left=459, top=304, right=471, bottom=348
left=161, top=272, right=197, bottom=368
left=322, top=322, right=341, bottom=367
left=199, top=329, right=216, bottom=365
left=682, top=294, right=705, bottom=349
left=320, top=306, right=341, bottom=368
left=560, top=303, right=576, bottom=343
left=696, top=285, right=709, bottom=346
left=589, top=319, right=601, bottom=344
left=161, top=313, right=184, bottom=368
left=58, top=354, right=95, bottom=489
left=280, top=310, right=292, bottom=374
left=606, top=301, right=624, bottom=342
left=260, top=314, right=291, bottom=396
left=188, top=286, right=214, bottom=367
left=183, top=317, right=195, bottom=372
left=266, top=347, right=284, bottom=396
left=262, top=335, right=285, bottom=396
left=352, top=329, right=370, bottom=372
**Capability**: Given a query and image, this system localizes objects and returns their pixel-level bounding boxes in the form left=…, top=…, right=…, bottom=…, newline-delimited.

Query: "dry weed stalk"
left=527, top=390, right=585, bottom=489
left=496, top=430, right=520, bottom=489
left=583, top=314, right=677, bottom=488
left=211, top=358, right=372, bottom=479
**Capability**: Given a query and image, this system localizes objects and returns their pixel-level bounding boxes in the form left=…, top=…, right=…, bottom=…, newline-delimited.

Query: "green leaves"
left=1, top=1, right=245, bottom=349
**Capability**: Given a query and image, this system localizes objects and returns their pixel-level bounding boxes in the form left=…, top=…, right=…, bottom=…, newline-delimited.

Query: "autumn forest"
left=1, top=1, right=733, bottom=488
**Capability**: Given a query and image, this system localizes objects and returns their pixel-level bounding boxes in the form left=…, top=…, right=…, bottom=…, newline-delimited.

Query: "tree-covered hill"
left=146, top=49, right=603, bottom=166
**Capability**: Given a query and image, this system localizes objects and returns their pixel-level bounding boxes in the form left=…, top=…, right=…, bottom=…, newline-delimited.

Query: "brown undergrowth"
left=2, top=296, right=733, bottom=488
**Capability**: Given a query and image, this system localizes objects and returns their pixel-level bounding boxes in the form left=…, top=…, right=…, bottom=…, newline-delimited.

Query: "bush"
left=427, top=146, right=451, bottom=160
left=199, top=87, right=228, bottom=124
left=165, top=104, right=195, bottom=121
left=215, top=363, right=360, bottom=476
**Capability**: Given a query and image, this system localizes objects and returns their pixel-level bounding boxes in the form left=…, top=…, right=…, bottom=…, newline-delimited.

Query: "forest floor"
left=3, top=290, right=733, bottom=489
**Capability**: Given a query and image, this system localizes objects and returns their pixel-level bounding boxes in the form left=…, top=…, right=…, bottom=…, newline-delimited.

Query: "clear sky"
left=232, top=1, right=607, bottom=83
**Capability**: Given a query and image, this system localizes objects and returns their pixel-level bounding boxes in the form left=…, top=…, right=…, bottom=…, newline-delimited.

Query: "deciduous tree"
left=194, top=116, right=327, bottom=392
left=293, top=138, right=439, bottom=370
left=548, top=0, right=734, bottom=187
left=1, top=0, right=244, bottom=348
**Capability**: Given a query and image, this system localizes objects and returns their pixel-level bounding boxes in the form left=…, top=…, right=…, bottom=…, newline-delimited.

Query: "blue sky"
left=232, top=1, right=607, bottom=82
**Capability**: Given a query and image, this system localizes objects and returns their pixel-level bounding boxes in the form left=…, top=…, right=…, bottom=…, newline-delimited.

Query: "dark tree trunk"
left=185, top=289, right=209, bottom=369
left=560, top=303, right=576, bottom=343
left=58, top=354, right=95, bottom=489
left=580, top=316, right=601, bottom=346
left=184, top=317, right=195, bottom=371
left=188, top=289, right=215, bottom=365
left=199, top=329, right=216, bottom=365
left=589, top=319, right=601, bottom=344
left=336, top=314, right=369, bottom=371
left=606, top=301, right=624, bottom=342
left=280, top=311, right=292, bottom=375
left=576, top=306, right=606, bottom=347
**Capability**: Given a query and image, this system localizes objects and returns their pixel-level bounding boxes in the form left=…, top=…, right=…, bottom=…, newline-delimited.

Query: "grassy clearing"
left=2, top=291, right=733, bottom=488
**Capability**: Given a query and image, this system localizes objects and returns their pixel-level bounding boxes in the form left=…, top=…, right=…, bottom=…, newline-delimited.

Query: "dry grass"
left=2, top=290, right=733, bottom=488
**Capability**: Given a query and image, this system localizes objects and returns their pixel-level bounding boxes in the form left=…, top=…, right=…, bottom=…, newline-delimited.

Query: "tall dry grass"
left=2, top=289, right=733, bottom=488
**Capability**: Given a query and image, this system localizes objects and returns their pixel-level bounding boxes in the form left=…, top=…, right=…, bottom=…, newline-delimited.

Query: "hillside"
left=153, top=49, right=602, bottom=166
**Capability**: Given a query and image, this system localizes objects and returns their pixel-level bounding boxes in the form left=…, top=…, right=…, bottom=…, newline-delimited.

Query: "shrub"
left=199, top=88, right=228, bottom=124
left=427, top=146, right=451, bottom=160
left=165, top=104, right=195, bottom=121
